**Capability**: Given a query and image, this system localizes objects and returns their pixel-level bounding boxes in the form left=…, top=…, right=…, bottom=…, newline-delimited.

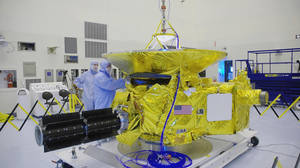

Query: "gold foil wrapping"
left=106, top=49, right=265, bottom=147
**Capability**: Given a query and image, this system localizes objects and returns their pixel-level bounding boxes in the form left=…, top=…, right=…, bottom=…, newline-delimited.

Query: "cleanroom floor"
left=0, top=106, right=299, bottom=168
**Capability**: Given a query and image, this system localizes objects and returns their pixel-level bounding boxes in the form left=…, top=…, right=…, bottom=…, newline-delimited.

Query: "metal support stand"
left=43, top=98, right=55, bottom=116
left=55, top=129, right=258, bottom=168
left=78, top=104, right=84, bottom=113
left=58, top=96, right=69, bottom=114
left=71, top=147, right=77, bottom=159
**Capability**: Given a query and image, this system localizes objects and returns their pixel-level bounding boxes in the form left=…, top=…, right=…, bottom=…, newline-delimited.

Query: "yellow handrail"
left=8, top=120, right=19, bottom=131
left=279, top=96, right=300, bottom=119
left=273, top=156, right=283, bottom=168
left=18, top=104, right=39, bottom=125
left=53, top=98, right=68, bottom=114
left=37, top=101, right=51, bottom=116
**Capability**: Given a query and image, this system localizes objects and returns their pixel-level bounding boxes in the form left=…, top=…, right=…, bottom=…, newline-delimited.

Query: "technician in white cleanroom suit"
left=74, top=60, right=99, bottom=110
left=94, top=60, right=126, bottom=109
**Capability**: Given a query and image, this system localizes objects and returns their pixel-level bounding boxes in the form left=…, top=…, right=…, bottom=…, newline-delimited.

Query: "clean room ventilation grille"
left=84, top=21, right=108, bottom=58
left=85, top=41, right=107, bottom=58
left=24, top=78, right=41, bottom=90
left=85, top=22, right=107, bottom=40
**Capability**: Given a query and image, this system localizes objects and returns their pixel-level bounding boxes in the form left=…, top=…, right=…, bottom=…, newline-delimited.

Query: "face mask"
left=91, top=65, right=99, bottom=72
left=106, top=67, right=112, bottom=74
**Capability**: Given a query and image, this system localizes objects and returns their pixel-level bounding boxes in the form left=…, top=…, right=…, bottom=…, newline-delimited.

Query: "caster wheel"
left=292, top=100, right=300, bottom=111
left=251, top=136, right=259, bottom=146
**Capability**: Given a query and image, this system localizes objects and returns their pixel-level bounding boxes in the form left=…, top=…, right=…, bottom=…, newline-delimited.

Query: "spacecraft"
left=35, top=1, right=268, bottom=167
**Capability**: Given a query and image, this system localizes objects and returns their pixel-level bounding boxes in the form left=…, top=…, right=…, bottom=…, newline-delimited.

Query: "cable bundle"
left=116, top=150, right=192, bottom=168
left=117, top=74, right=193, bottom=167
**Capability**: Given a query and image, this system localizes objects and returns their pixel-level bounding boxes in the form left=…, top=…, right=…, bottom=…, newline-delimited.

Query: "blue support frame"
left=235, top=48, right=300, bottom=106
